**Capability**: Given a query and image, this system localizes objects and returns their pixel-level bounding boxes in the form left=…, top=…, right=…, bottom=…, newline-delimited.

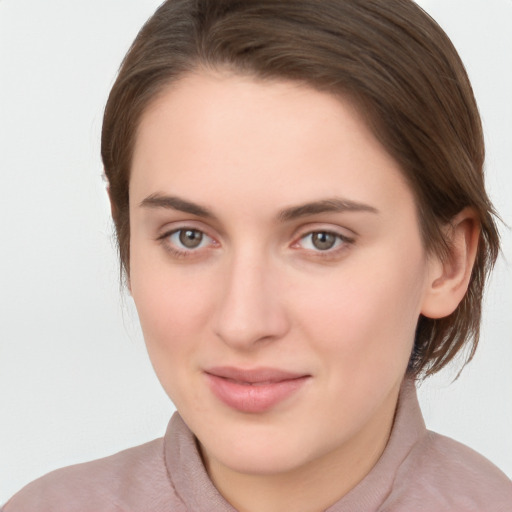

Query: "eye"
left=297, top=231, right=350, bottom=252
left=162, top=228, right=215, bottom=253
left=173, top=228, right=205, bottom=249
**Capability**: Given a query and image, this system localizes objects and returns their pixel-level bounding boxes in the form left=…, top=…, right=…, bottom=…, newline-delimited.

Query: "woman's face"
left=128, top=71, right=434, bottom=476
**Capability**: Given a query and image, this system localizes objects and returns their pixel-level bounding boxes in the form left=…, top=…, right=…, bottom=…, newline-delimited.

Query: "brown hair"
left=101, top=0, right=500, bottom=378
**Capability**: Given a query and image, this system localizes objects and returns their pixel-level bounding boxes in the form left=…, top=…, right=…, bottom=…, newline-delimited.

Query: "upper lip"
left=205, top=366, right=309, bottom=384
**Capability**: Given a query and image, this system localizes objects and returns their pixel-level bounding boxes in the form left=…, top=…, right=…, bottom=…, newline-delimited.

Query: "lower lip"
left=205, top=374, right=309, bottom=413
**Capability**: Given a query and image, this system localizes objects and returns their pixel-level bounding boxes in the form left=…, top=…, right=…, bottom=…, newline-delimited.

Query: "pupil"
left=312, top=232, right=335, bottom=250
left=179, top=229, right=203, bottom=248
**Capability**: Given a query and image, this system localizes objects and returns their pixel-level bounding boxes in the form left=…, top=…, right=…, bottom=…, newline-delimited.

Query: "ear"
left=421, top=208, right=480, bottom=319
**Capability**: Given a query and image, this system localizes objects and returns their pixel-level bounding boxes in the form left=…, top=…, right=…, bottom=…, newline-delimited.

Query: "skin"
left=127, top=70, right=478, bottom=512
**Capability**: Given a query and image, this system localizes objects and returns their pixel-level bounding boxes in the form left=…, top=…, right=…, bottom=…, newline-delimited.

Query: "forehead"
left=130, top=70, right=414, bottom=218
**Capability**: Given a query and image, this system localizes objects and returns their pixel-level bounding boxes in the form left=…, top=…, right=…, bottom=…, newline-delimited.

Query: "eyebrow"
left=140, top=194, right=216, bottom=219
left=278, top=198, right=379, bottom=221
left=139, top=194, right=378, bottom=221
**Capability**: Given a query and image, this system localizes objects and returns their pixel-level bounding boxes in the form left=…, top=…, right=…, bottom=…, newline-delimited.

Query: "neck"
left=202, top=385, right=400, bottom=512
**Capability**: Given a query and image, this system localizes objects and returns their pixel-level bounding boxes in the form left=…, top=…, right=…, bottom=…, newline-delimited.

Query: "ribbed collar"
left=164, top=379, right=425, bottom=512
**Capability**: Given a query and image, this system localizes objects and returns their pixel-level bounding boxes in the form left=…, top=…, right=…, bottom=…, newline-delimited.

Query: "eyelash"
left=157, top=228, right=354, bottom=260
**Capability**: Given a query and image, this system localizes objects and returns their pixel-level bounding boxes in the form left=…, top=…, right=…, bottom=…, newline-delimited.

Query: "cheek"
left=129, top=233, right=212, bottom=340
left=129, top=251, right=216, bottom=388
left=294, top=250, right=426, bottom=373
left=133, top=277, right=211, bottom=350
left=131, top=274, right=215, bottom=412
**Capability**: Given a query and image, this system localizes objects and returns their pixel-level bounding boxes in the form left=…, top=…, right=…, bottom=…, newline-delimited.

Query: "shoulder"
left=2, top=438, right=185, bottom=512
left=384, top=430, right=512, bottom=511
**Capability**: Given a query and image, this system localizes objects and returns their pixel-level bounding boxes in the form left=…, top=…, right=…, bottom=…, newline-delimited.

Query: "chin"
left=195, top=414, right=338, bottom=477
left=204, top=436, right=311, bottom=476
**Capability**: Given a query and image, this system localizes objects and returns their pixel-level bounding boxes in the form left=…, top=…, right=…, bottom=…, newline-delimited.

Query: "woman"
left=4, top=0, right=511, bottom=510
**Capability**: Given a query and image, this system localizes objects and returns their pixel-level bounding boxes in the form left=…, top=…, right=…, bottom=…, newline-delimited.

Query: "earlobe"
left=421, top=208, right=480, bottom=319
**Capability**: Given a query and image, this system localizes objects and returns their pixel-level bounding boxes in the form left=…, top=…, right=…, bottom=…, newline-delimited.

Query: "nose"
left=213, top=252, right=290, bottom=351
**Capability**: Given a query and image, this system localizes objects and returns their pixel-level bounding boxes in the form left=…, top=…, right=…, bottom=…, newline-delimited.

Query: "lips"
left=204, top=366, right=310, bottom=413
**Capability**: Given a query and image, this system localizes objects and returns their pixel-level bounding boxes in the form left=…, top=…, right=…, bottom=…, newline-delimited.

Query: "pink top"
left=3, top=380, right=512, bottom=511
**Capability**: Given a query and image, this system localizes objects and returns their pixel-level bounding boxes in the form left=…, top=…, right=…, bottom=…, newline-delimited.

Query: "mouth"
left=204, top=366, right=311, bottom=413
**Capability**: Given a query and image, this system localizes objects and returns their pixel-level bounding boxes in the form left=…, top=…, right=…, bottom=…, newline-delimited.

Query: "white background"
left=0, top=0, right=511, bottom=502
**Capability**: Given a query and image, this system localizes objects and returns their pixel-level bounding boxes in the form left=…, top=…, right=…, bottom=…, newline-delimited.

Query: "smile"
left=204, top=367, right=311, bottom=413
